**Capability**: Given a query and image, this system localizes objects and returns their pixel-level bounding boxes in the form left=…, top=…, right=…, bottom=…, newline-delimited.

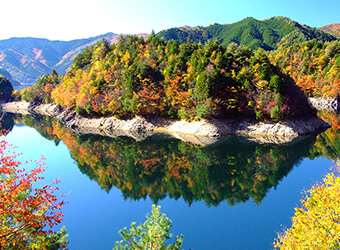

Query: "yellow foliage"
left=274, top=167, right=340, bottom=249
left=328, top=65, right=340, bottom=77
left=144, top=49, right=150, bottom=58
left=122, top=51, right=131, bottom=65
left=187, top=88, right=193, bottom=97
left=256, top=80, right=269, bottom=90
left=230, top=86, right=237, bottom=93
left=284, top=65, right=292, bottom=74
left=90, top=86, right=99, bottom=95
left=210, top=51, right=217, bottom=60
left=240, top=66, right=249, bottom=76
left=253, top=63, right=261, bottom=72
left=231, top=69, right=236, bottom=79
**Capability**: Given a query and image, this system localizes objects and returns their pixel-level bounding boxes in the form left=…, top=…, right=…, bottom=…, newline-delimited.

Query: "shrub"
left=195, top=98, right=212, bottom=119
left=85, top=104, right=93, bottom=115
left=75, top=105, right=83, bottom=114
left=178, top=107, right=188, bottom=120
left=256, top=110, right=264, bottom=121
left=270, top=105, right=282, bottom=122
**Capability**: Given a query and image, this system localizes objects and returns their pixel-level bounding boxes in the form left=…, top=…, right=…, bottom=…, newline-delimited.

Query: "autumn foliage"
left=0, top=131, right=67, bottom=249
left=274, top=162, right=340, bottom=249
left=320, top=23, right=340, bottom=39
left=270, top=39, right=340, bottom=97
left=15, top=35, right=316, bottom=122
left=16, top=69, right=61, bottom=104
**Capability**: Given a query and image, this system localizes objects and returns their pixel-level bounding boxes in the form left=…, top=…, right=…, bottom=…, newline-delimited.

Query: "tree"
left=269, top=75, right=283, bottom=93
left=0, top=133, right=68, bottom=249
left=274, top=163, right=340, bottom=249
left=0, top=76, right=14, bottom=102
left=114, top=205, right=183, bottom=250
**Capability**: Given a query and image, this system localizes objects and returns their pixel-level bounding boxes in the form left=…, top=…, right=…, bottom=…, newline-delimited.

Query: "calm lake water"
left=1, top=113, right=339, bottom=249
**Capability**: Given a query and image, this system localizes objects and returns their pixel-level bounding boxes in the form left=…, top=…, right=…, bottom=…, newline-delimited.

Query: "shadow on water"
left=0, top=112, right=15, bottom=132
left=2, top=113, right=339, bottom=207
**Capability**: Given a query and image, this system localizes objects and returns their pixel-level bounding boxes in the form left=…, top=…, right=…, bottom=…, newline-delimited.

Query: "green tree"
left=269, top=75, right=283, bottom=93
left=270, top=105, right=282, bottom=122
left=114, top=205, right=183, bottom=250
left=195, top=71, right=209, bottom=102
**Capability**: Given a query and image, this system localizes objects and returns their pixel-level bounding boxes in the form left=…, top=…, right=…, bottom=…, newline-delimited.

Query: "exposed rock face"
left=0, top=101, right=330, bottom=143
left=309, top=97, right=339, bottom=112
left=0, top=76, right=13, bottom=102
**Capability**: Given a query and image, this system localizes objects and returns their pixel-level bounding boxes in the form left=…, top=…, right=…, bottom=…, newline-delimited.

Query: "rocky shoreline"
left=0, top=101, right=330, bottom=144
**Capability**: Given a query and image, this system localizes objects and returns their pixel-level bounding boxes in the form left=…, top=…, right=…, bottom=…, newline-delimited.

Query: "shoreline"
left=0, top=101, right=330, bottom=144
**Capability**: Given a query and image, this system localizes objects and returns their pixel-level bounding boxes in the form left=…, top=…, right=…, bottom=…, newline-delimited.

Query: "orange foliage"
left=271, top=40, right=340, bottom=97
left=0, top=133, right=66, bottom=248
left=44, top=83, right=53, bottom=94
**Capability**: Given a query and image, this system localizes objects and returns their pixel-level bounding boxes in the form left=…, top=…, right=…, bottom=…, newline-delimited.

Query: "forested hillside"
left=269, top=39, right=340, bottom=97
left=0, top=33, right=149, bottom=84
left=320, top=23, right=340, bottom=38
left=17, top=35, right=314, bottom=121
left=157, top=17, right=336, bottom=51
left=1, top=16, right=337, bottom=87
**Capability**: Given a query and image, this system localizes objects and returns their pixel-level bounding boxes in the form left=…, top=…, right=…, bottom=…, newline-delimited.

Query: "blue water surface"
left=5, top=124, right=333, bottom=250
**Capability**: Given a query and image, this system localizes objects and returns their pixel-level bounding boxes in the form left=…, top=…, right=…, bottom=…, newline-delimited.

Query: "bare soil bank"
left=1, top=101, right=330, bottom=145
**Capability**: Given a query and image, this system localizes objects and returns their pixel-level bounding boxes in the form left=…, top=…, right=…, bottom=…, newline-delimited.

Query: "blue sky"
left=2, top=0, right=340, bottom=41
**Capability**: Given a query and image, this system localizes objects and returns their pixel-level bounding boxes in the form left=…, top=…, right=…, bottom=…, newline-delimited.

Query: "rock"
left=1, top=101, right=30, bottom=114
left=309, top=96, right=339, bottom=112
left=0, top=101, right=331, bottom=144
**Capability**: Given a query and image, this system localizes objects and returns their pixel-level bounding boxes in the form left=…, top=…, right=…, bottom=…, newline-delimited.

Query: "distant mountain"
left=319, top=23, right=340, bottom=38
left=0, top=33, right=149, bottom=85
left=0, top=68, right=21, bottom=86
left=157, top=16, right=337, bottom=50
left=0, top=16, right=337, bottom=86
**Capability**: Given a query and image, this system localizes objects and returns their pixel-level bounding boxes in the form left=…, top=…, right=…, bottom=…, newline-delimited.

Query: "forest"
left=157, top=17, right=336, bottom=51
left=12, top=15, right=340, bottom=123
left=15, top=33, right=331, bottom=122
left=270, top=39, right=340, bottom=97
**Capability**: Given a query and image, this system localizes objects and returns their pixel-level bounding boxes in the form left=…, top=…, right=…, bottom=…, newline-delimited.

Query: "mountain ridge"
left=0, top=16, right=337, bottom=85
left=157, top=16, right=337, bottom=50
left=319, top=23, right=340, bottom=38
left=0, top=33, right=149, bottom=84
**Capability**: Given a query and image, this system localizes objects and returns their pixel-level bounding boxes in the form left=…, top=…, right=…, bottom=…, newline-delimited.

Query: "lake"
left=1, top=112, right=339, bottom=249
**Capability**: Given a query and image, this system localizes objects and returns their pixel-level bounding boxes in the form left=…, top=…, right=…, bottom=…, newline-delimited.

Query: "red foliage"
left=0, top=133, right=67, bottom=247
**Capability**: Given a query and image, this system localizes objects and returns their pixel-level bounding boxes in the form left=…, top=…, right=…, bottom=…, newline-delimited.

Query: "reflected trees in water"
left=2, top=113, right=339, bottom=207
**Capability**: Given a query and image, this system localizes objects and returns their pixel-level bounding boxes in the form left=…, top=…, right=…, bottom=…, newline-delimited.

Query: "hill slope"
left=157, top=16, right=337, bottom=50
left=17, top=35, right=316, bottom=123
left=0, top=33, right=149, bottom=84
left=0, top=16, right=337, bottom=86
left=319, top=23, right=340, bottom=38
left=0, top=68, right=21, bottom=86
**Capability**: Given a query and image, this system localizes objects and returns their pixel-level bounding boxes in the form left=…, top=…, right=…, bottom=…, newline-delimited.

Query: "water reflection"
left=2, top=114, right=337, bottom=207
left=0, top=112, right=15, bottom=132
left=309, top=112, right=340, bottom=161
